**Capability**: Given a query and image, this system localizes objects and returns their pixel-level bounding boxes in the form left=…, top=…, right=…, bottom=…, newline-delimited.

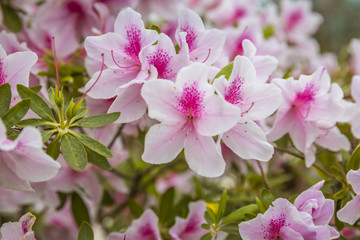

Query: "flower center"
left=176, top=83, right=205, bottom=121
left=181, top=25, right=197, bottom=52
left=225, top=76, right=244, bottom=105
left=125, top=25, right=142, bottom=60
left=146, top=49, right=172, bottom=79
left=263, top=214, right=287, bottom=240
left=294, top=83, right=318, bottom=108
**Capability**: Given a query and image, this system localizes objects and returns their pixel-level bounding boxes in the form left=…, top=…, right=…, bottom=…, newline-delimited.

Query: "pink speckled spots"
left=125, top=25, right=142, bottom=60
left=225, top=76, right=244, bottom=105
left=0, top=61, right=7, bottom=85
left=295, top=83, right=318, bottom=107
left=263, top=214, right=287, bottom=240
left=146, top=49, right=173, bottom=79
left=286, top=9, right=303, bottom=31
left=176, top=83, right=205, bottom=119
left=181, top=25, right=197, bottom=52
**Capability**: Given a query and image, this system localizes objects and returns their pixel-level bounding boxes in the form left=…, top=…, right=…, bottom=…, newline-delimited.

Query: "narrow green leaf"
left=85, top=147, right=111, bottom=170
left=17, top=118, right=57, bottom=128
left=221, top=204, right=258, bottom=225
left=261, top=188, right=275, bottom=209
left=333, top=188, right=348, bottom=200
left=199, top=233, right=212, bottom=240
left=150, top=24, right=161, bottom=34
left=48, top=87, right=61, bottom=118
left=201, top=224, right=210, bottom=230
left=17, top=84, right=55, bottom=122
left=42, top=130, right=56, bottom=143
left=348, top=143, right=360, bottom=171
left=159, top=187, right=175, bottom=224
left=72, top=112, right=120, bottom=128
left=47, top=137, right=60, bottom=160
left=330, top=166, right=345, bottom=181
left=205, top=206, right=217, bottom=224
left=2, top=99, right=30, bottom=129
left=256, top=197, right=266, bottom=214
left=1, top=4, right=22, bottom=32
left=71, top=192, right=90, bottom=227
left=0, top=83, right=11, bottom=117
left=70, top=131, right=112, bottom=158
left=7, top=129, right=20, bottom=140
left=61, top=134, right=87, bottom=171
left=128, top=199, right=144, bottom=218
left=78, top=221, right=94, bottom=240
left=214, top=62, right=234, bottom=80
left=30, top=85, right=42, bottom=93
left=217, top=190, right=227, bottom=222
left=322, top=179, right=343, bottom=195
left=56, top=192, right=67, bottom=210
left=220, top=223, right=241, bottom=236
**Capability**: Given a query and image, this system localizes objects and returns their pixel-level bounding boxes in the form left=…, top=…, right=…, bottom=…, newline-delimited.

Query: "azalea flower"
left=350, top=75, right=360, bottom=138
left=107, top=209, right=161, bottom=240
left=239, top=198, right=338, bottom=240
left=337, top=169, right=360, bottom=225
left=214, top=55, right=282, bottom=162
left=141, top=63, right=240, bottom=177
left=0, top=212, right=36, bottom=240
left=0, top=120, right=60, bottom=191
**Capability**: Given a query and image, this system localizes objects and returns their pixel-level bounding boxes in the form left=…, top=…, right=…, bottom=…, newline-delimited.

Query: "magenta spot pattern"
left=146, top=49, right=172, bottom=79
left=294, top=83, right=318, bottom=108
left=225, top=76, right=244, bottom=105
left=139, top=223, right=155, bottom=237
left=286, top=9, right=303, bottom=31
left=125, top=25, right=142, bottom=60
left=176, top=83, right=205, bottom=119
left=0, top=60, right=7, bottom=85
left=262, top=213, right=288, bottom=240
left=181, top=25, right=197, bottom=52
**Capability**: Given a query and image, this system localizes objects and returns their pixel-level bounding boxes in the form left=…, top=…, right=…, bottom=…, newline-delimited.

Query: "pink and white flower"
left=214, top=56, right=282, bottom=162
left=0, top=212, right=36, bottom=240
left=107, top=209, right=161, bottom=240
left=141, top=63, right=240, bottom=177
left=0, top=120, right=60, bottom=191
left=350, top=75, right=360, bottom=138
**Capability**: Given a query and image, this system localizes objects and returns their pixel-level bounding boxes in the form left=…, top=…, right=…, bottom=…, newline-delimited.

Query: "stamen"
left=52, top=37, right=60, bottom=96
left=241, top=102, right=254, bottom=116
left=303, top=106, right=311, bottom=119
left=111, top=50, right=137, bottom=69
left=319, top=123, right=336, bottom=131
left=202, top=49, right=211, bottom=63
left=73, top=53, right=105, bottom=110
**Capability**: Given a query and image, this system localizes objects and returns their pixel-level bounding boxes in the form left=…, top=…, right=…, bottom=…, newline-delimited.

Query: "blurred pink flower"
left=0, top=212, right=36, bottom=240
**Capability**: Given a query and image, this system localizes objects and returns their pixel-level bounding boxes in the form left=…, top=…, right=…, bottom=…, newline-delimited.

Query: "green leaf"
left=72, top=112, right=120, bottom=128
left=159, top=187, right=175, bottom=224
left=199, top=233, right=212, bottom=240
left=256, top=197, right=266, bottom=214
left=217, top=190, right=227, bottom=222
left=47, top=137, right=60, bottom=160
left=333, top=188, right=348, bottom=200
left=2, top=99, right=30, bottom=129
left=42, top=130, right=56, bottom=143
left=128, top=199, right=144, bottom=218
left=221, top=204, right=258, bottom=225
left=322, top=179, right=343, bottom=195
left=17, top=118, right=57, bottom=128
left=71, top=192, right=90, bottom=227
left=56, top=192, right=67, bottom=210
left=348, top=143, right=360, bottom=171
left=220, top=223, right=241, bottom=236
left=48, top=87, right=61, bottom=118
left=17, top=84, right=55, bottom=122
left=261, top=188, right=275, bottom=209
left=30, top=85, right=42, bottom=93
left=61, top=134, right=87, bottom=171
left=205, top=206, right=217, bottom=224
left=330, top=166, right=345, bottom=181
left=70, top=131, right=112, bottom=158
left=0, top=83, right=11, bottom=117
left=85, top=147, right=111, bottom=170
left=150, top=24, right=161, bottom=34
left=214, top=62, right=234, bottom=80
left=78, top=221, right=94, bottom=240
left=1, top=4, right=22, bottom=32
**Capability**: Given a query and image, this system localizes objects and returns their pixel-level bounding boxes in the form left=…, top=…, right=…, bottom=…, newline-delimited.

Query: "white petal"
left=337, top=195, right=360, bottom=225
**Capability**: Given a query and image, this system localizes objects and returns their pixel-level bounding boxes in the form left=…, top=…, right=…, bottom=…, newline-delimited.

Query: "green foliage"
left=1, top=99, right=30, bottom=129
left=0, top=83, right=11, bottom=117
left=70, top=131, right=113, bottom=158
left=221, top=204, right=258, bottom=225
left=348, top=143, right=360, bottom=171
left=85, top=147, right=111, bottom=171
left=46, top=137, right=61, bottom=160
left=78, top=222, right=94, bottom=240
left=128, top=199, right=144, bottom=218
left=1, top=3, right=22, bottom=32
left=61, top=134, right=87, bottom=171
left=159, top=187, right=175, bottom=227
left=217, top=190, right=227, bottom=222
left=72, top=112, right=120, bottom=128
left=214, top=62, right=234, bottom=80
left=71, top=192, right=90, bottom=227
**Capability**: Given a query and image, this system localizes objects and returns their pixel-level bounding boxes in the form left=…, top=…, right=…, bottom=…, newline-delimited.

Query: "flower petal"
left=0, top=156, right=33, bottom=191
left=337, top=195, right=360, bottom=225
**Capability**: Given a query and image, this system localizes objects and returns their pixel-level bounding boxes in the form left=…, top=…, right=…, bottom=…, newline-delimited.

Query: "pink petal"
left=347, top=169, right=360, bottom=195
left=141, top=79, right=183, bottom=125
left=228, top=56, right=256, bottom=87
left=351, top=75, right=360, bottom=103
left=223, top=121, right=274, bottom=161
left=315, top=127, right=350, bottom=152
left=184, top=131, right=225, bottom=177
left=195, top=94, right=240, bottom=136
left=108, top=83, right=147, bottom=123
left=337, top=195, right=360, bottom=225
left=0, top=222, right=23, bottom=240
left=0, top=158, right=33, bottom=191
left=252, top=55, right=278, bottom=84
left=142, top=124, right=186, bottom=164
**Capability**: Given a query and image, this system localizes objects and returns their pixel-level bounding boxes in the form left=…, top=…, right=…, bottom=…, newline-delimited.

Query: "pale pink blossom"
left=141, top=63, right=240, bottom=177
left=170, top=201, right=207, bottom=240
left=349, top=38, right=360, bottom=75
left=0, top=120, right=60, bottom=191
left=107, top=209, right=161, bottom=240
left=239, top=198, right=338, bottom=240
left=350, top=76, right=360, bottom=138
left=267, top=67, right=346, bottom=167
left=175, top=8, right=225, bottom=65
left=214, top=56, right=282, bottom=162
left=337, top=169, right=360, bottom=225
left=0, top=212, right=36, bottom=240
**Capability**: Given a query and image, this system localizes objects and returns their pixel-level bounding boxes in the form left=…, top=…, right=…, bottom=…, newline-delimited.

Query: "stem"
left=107, top=124, right=125, bottom=149
left=274, top=146, right=333, bottom=179
left=58, top=106, right=64, bottom=128
left=51, top=37, right=60, bottom=97
left=257, top=161, right=270, bottom=190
